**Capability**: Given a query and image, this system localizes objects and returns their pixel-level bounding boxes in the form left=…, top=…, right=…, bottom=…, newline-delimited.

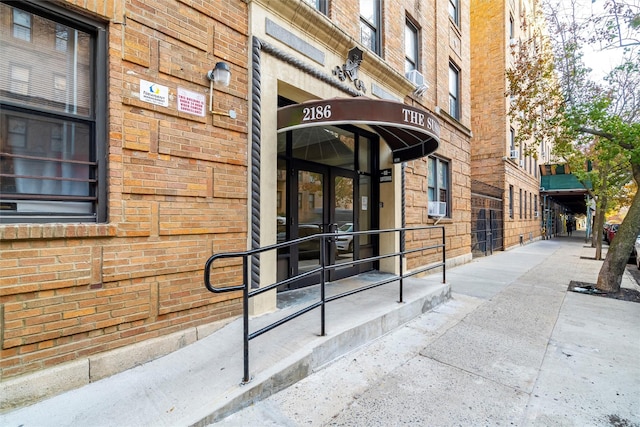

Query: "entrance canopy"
left=277, top=98, right=440, bottom=163
left=540, top=164, right=591, bottom=214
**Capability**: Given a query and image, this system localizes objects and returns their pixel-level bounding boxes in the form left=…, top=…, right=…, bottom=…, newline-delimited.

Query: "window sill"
left=0, top=223, right=116, bottom=241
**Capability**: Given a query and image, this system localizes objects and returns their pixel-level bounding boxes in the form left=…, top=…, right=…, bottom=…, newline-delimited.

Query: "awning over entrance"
left=540, top=164, right=591, bottom=214
left=277, top=98, right=440, bottom=163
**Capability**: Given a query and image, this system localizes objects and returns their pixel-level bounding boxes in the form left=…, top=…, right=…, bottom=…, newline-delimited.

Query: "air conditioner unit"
left=510, top=38, right=518, bottom=47
left=540, top=151, right=546, bottom=158
left=406, top=69, right=425, bottom=86
left=519, top=160, right=525, bottom=167
left=406, top=70, right=428, bottom=96
left=428, top=201, right=447, bottom=217
left=534, top=211, right=539, bottom=218
left=509, top=149, right=519, bottom=159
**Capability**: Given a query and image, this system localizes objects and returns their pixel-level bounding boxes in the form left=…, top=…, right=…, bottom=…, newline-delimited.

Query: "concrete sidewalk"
left=2, top=231, right=639, bottom=426
left=214, top=231, right=640, bottom=426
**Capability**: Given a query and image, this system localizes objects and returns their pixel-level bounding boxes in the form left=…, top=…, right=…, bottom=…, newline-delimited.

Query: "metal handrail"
left=204, top=225, right=446, bottom=383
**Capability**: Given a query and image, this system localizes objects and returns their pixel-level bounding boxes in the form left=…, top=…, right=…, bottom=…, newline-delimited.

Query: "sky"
left=574, top=0, right=638, bottom=79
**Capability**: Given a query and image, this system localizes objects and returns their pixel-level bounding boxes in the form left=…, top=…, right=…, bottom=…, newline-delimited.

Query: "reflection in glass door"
left=333, top=174, right=356, bottom=280
left=296, top=169, right=324, bottom=278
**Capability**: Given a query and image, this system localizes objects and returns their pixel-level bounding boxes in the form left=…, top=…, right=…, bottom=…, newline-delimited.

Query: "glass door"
left=275, top=121, right=378, bottom=290
left=296, top=168, right=325, bottom=281
left=332, top=171, right=358, bottom=280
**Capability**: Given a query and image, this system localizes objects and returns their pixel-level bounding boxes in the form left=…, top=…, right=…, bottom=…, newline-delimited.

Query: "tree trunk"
left=596, top=164, right=640, bottom=293
left=593, top=200, right=606, bottom=260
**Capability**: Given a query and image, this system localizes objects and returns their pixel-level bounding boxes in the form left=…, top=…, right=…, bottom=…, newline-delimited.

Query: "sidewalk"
left=2, top=231, right=639, bottom=426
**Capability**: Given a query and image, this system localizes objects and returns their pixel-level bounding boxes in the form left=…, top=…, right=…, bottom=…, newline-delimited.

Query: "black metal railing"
left=203, top=225, right=446, bottom=383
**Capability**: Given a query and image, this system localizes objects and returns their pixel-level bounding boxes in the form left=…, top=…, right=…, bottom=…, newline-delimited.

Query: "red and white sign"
left=177, top=87, right=206, bottom=117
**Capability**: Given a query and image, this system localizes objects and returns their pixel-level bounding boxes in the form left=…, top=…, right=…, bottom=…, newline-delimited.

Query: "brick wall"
left=0, top=0, right=249, bottom=380
left=470, top=0, right=543, bottom=249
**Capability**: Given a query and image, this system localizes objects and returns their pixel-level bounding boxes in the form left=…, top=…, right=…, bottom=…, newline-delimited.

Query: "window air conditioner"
left=519, top=160, right=525, bottom=168
left=510, top=38, right=518, bottom=46
left=406, top=70, right=428, bottom=96
left=509, top=149, right=519, bottom=159
left=428, top=201, right=447, bottom=217
left=534, top=211, right=539, bottom=218
left=406, top=69, right=425, bottom=86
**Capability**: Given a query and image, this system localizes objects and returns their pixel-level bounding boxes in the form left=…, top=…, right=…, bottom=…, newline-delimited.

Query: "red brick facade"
left=0, top=0, right=248, bottom=382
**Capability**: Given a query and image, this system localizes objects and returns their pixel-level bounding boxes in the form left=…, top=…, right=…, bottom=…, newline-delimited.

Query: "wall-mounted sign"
left=177, top=87, right=206, bottom=117
left=140, top=79, right=169, bottom=107
left=277, top=98, right=440, bottom=163
left=379, top=168, right=392, bottom=183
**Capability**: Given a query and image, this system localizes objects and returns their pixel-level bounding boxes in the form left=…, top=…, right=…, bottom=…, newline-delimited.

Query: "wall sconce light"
left=207, top=61, right=236, bottom=119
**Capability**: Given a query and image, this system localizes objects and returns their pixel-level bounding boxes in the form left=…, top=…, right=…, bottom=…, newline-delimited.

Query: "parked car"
left=634, top=235, right=640, bottom=269
left=335, top=222, right=354, bottom=253
left=605, top=223, right=619, bottom=244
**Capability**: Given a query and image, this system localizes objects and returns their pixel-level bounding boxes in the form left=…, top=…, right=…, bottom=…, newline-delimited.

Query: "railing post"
left=242, top=254, right=250, bottom=384
left=399, top=228, right=404, bottom=303
left=320, top=235, right=326, bottom=336
left=442, top=226, right=446, bottom=284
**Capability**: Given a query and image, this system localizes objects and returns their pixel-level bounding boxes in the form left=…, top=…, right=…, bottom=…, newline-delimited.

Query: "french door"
left=278, top=162, right=358, bottom=289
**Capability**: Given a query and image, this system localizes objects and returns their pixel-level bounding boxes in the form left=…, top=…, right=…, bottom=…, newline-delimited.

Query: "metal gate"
left=471, top=180, right=504, bottom=257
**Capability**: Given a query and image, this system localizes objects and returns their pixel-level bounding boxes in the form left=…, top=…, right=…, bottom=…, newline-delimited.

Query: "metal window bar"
left=204, top=225, right=446, bottom=384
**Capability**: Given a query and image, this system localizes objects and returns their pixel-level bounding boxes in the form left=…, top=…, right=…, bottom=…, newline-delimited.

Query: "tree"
left=507, top=0, right=640, bottom=293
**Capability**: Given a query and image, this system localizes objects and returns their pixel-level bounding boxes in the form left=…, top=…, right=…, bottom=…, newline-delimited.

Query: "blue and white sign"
left=139, top=79, right=169, bottom=107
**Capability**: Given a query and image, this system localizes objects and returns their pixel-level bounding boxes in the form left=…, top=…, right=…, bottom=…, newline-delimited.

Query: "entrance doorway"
left=276, top=125, right=378, bottom=290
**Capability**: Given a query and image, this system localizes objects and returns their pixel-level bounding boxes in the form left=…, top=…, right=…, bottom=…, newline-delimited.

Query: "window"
left=53, top=74, right=67, bottom=103
left=301, top=0, right=328, bottom=15
left=534, top=194, right=538, bottom=217
left=55, top=23, right=69, bottom=51
left=0, top=2, right=107, bottom=223
left=448, top=62, right=460, bottom=119
left=10, top=65, right=30, bottom=95
left=524, top=190, right=527, bottom=218
left=509, top=14, right=515, bottom=39
left=449, top=0, right=459, bottom=26
left=509, top=127, right=515, bottom=154
left=529, top=192, right=533, bottom=219
left=519, top=188, right=523, bottom=219
left=428, top=156, right=450, bottom=217
left=12, top=9, right=31, bottom=41
left=405, top=19, right=418, bottom=74
left=509, top=185, right=514, bottom=219
left=360, top=0, right=381, bottom=55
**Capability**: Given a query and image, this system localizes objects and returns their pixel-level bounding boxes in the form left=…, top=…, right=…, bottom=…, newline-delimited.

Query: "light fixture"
left=207, top=61, right=236, bottom=119
left=207, top=62, right=231, bottom=86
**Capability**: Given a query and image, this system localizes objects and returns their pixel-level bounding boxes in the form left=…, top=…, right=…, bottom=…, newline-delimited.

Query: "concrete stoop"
left=0, top=274, right=450, bottom=427
left=193, top=277, right=451, bottom=426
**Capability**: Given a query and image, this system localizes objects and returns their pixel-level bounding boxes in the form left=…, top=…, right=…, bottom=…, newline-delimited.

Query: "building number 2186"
left=302, top=105, right=332, bottom=121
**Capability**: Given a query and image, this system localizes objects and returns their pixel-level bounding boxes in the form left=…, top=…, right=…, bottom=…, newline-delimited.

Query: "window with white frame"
left=405, top=19, right=418, bottom=74
left=55, top=23, right=69, bottom=51
left=448, top=62, right=460, bottom=119
left=12, top=8, right=31, bottom=41
left=509, top=14, right=515, bottom=39
left=360, top=0, right=381, bottom=55
left=509, top=127, right=515, bottom=156
left=9, top=64, right=30, bottom=95
left=0, top=2, right=107, bottom=223
left=449, top=0, right=459, bottom=26
left=428, top=156, right=450, bottom=217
